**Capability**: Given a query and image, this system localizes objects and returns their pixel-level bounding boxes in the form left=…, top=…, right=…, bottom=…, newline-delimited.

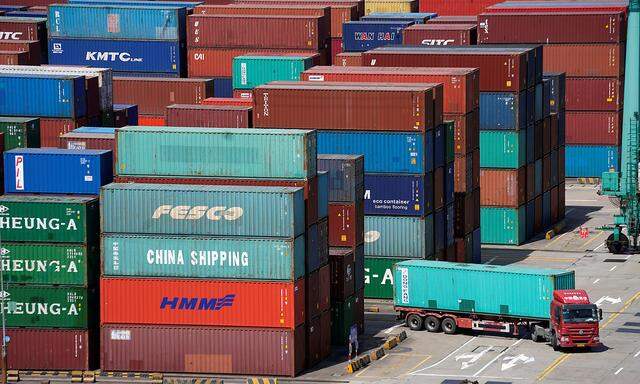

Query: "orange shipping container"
left=480, top=167, right=526, bottom=207
left=543, top=44, right=624, bottom=77
left=334, top=52, right=362, bottom=66
left=100, top=278, right=305, bottom=329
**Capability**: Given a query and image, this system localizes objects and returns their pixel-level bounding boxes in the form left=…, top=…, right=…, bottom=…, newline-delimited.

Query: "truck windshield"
left=562, top=305, right=598, bottom=323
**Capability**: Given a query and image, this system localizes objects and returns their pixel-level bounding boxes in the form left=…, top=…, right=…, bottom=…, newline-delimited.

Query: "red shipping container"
left=526, top=162, right=535, bottom=202
left=254, top=81, right=436, bottom=132
left=101, top=324, right=305, bottom=376
left=329, top=247, right=355, bottom=300
left=328, top=202, right=364, bottom=247
left=558, top=181, right=565, bottom=220
left=0, top=40, right=41, bottom=65
left=100, top=277, right=305, bottom=329
left=59, top=132, right=115, bottom=151
left=445, top=109, right=479, bottom=153
left=434, top=166, right=444, bottom=209
left=565, top=77, right=623, bottom=111
left=565, top=111, right=622, bottom=146
left=402, top=24, right=477, bottom=46
left=233, top=89, right=253, bottom=99
left=543, top=154, right=551, bottom=192
left=331, top=37, right=343, bottom=62
left=306, top=268, right=320, bottom=319
left=486, top=1, right=628, bottom=15
left=419, top=0, right=498, bottom=16
left=455, top=237, right=465, bottom=262
left=318, top=263, right=330, bottom=312
left=427, top=15, right=477, bottom=24
left=138, top=115, right=166, bottom=126
left=305, top=314, right=321, bottom=368
left=319, top=309, right=331, bottom=359
left=334, top=52, right=362, bottom=66
left=534, top=195, right=542, bottom=233
left=480, top=167, right=526, bottom=207
left=113, top=77, right=214, bottom=116
left=543, top=44, right=624, bottom=77
left=477, top=12, right=626, bottom=44
left=188, top=15, right=328, bottom=50
left=301, top=66, right=479, bottom=114
left=354, top=288, right=364, bottom=334
left=8, top=328, right=95, bottom=370
left=194, top=4, right=331, bottom=23
left=454, top=154, right=473, bottom=194
left=559, top=145, right=565, bottom=180
left=166, top=104, right=252, bottom=127
left=202, top=97, right=253, bottom=106
left=0, top=50, right=28, bottom=65
left=362, top=48, right=528, bottom=92
left=0, top=17, right=47, bottom=41
left=40, top=118, right=87, bottom=147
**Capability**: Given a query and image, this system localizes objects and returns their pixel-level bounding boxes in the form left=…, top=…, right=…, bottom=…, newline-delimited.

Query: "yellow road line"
left=582, top=230, right=604, bottom=248
left=405, top=355, right=432, bottom=375
left=354, top=354, right=387, bottom=378
left=537, top=354, right=570, bottom=381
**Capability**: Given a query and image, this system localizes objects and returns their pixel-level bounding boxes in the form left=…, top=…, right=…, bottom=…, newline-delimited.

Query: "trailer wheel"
left=406, top=314, right=424, bottom=331
left=425, top=316, right=441, bottom=332
left=441, top=318, right=457, bottom=334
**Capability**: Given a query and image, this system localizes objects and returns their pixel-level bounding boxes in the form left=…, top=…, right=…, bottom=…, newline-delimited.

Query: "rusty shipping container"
left=480, top=167, right=526, bottom=207
left=334, top=52, right=362, bottom=66
left=565, top=77, right=623, bottom=111
left=329, top=247, right=355, bottom=300
left=113, top=77, right=214, bottom=116
left=254, top=81, right=436, bottom=131
left=0, top=51, right=28, bottom=65
left=318, top=263, right=331, bottom=312
left=166, top=104, right=252, bottom=128
left=0, top=40, right=42, bottom=65
left=202, top=97, right=253, bottom=107
left=543, top=44, right=624, bottom=77
left=8, top=328, right=96, bottom=370
left=565, top=111, right=622, bottom=146
left=402, top=24, right=477, bottom=46
left=40, top=118, right=87, bottom=147
left=301, top=66, right=479, bottom=114
left=445, top=110, right=479, bottom=154
left=101, top=324, right=305, bottom=376
left=59, top=131, right=114, bottom=151
left=0, top=17, right=47, bottom=42
left=328, top=202, right=364, bottom=247
left=478, top=12, right=626, bottom=44
left=305, top=313, right=321, bottom=368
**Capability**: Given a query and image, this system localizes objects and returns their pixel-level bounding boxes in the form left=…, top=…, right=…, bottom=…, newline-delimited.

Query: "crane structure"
left=601, top=0, right=640, bottom=253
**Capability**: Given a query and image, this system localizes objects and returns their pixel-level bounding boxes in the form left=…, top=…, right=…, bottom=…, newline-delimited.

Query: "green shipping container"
left=0, top=117, right=40, bottom=150
left=102, top=233, right=305, bottom=280
left=364, top=256, right=409, bottom=299
left=393, top=260, right=575, bottom=320
left=331, top=295, right=355, bottom=345
left=3, top=285, right=95, bottom=328
left=444, top=120, right=455, bottom=164
left=232, top=55, right=315, bottom=90
left=116, top=127, right=317, bottom=180
left=480, top=130, right=526, bottom=168
left=1, top=243, right=97, bottom=285
left=365, top=215, right=434, bottom=258
left=481, top=206, right=526, bottom=245
left=0, top=195, right=99, bottom=244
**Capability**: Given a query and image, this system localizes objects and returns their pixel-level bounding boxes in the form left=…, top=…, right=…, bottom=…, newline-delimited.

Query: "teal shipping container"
left=364, top=215, right=434, bottom=258
left=102, top=233, right=305, bottom=280
left=480, top=206, right=526, bottom=245
left=116, top=127, right=316, bottom=180
left=480, top=130, right=526, bottom=168
left=101, top=183, right=305, bottom=238
left=393, top=260, right=575, bottom=320
left=232, top=55, right=316, bottom=90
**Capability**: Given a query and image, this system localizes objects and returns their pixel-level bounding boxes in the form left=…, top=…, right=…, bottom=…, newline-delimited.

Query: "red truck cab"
left=548, top=289, right=601, bottom=349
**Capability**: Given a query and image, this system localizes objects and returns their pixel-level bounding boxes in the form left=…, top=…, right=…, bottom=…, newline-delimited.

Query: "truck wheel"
left=551, top=333, right=560, bottom=351
left=441, top=318, right=457, bottom=334
left=425, top=316, right=441, bottom=332
left=406, top=314, right=424, bottom=331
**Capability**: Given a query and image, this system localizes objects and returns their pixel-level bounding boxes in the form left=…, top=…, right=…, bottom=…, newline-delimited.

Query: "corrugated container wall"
left=365, top=215, right=434, bottom=258
left=232, top=55, right=316, bottom=89
left=8, top=329, right=96, bottom=370
left=165, top=105, right=252, bottom=128
left=342, top=21, right=410, bottom=52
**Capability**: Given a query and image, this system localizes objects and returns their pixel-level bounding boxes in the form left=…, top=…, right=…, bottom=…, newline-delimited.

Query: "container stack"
left=478, top=4, right=627, bottom=177
left=0, top=16, right=47, bottom=64
left=418, top=0, right=496, bottom=15
left=102, top=127, right=329, bottom=376
left=364, top=0, right=417, bottom=15
left=318, top=154, right=365, bottom=341
left=402, top=23, right=477, bottom=46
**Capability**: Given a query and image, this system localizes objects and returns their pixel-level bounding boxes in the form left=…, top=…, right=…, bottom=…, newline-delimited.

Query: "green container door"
left=102, top=234, right=305, bottom=281
left=444, top=121, right=455, bottom=164
left=331, top=295, right=355, bottom=345
left=480, top=206, right=526, bottom=245
left=1, top=243, right=96, bottom=285
left=364, top=257, right=408, bottom=299
left=480, top=130, right=526, bottom=168
left=393, top=260, right=575, bottom=320
left=232, top=55, right=314, bottom=90
left=0, top=117, right=40, bottom=150
left=4, top=285, right=94, bottom=328
left=364, top=215, right=434, bottom=258
left=0, top=195, right=99, bottom=243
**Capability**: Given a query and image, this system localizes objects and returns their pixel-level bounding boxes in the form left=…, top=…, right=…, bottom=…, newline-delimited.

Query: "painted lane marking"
left=634, top=350, right=640, bottom=358
left=473, top=339, right=523, bottom=377
left=456, top=346, right=494, bottom=370
left=593, top=242, right=606, bottom=252
left=537, top=354, right=570, bottom=381
left=484, top=256, right=497, bottom=265
left=409, top=336, right=477, bottom=374
left=593, top=279, right=600, bottom=284
left=595, top=296, right=622, bottom=306
left=610, top=266, right=618, bottom=272
left=614, top=367, right=623, bottom=375
left=601, top=291, right=640, bottom=329
left=409, top=373, right=526, bottom=380
left=501, top=354, right=535, bottom=371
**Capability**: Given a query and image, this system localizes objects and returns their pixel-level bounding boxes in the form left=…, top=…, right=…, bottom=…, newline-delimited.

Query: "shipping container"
left=317, top=154, right=364, bottom=203
left=393, top=260, right=575, bottom=319
left=318, top=130, right=433, bottom=174
left=486, top=1, right=628, bottom=14
left=479, top=130, right=526, bottom=168
left=68, top=0, right=204, bottom=9
left=101, top=277, right=305, bottom=328
left=565, top=111, right=621, bottom=146
left=40, top=118, right=88, bottom=147
left=565, top=77, right=622, bottom=111
left=364, top=173, right=433, bottom=216
left=445, top=110, right=479, bottom=155
left=116, top=127, right=315, bottom=179
left=0, top=16, right=47, bottom=42
left=565, top=145, right=620, bottom=177
left=305, top=312, right=321, bottom=367
left=445, top=120, right=456, bottom=163
left=479, top=91, right=526, bottom=130
left=543, top=72, right=566, bottom=114
left=331, top=295, right=355, bottom=344
left=454, top=190, right=474, bottom=237
left=454, top=154, right=473, bottom=194
left=535, top=158, right=542, bottom=196
left=342, top=21, right=410, bottom=52
left=328, top=202, right=364, bottom=247
left=0, top=50, right=29, bottom=65
left=558, top=181, right=565, bottom=219
left=364, top=256, right=407, bottom=299
left=0, top=41, right=42, bottom=65
left=113, top=104, right=139, bottom=126
left=361, top=11, right=435, bottom=23
left=354, top=288, right=364, bottom=333
left=428, top=16, right=477, bottom=24
left=233, top=54, right=317, bottom=89
left=59, top=131, right=115, bottom=151
left=0, top=117, right=39, bottom=150
left=335, top=52, right=362, bottom=66
left=526, top=162, right=535, bottom=201
left=420, top=0, right=496, bottom=15
left=165, top=104, right=252, bottom=128
left=101, top=324, right=304, bottom=376
left=318, top=262, right=331, bottom=312
left=364, top=0, right=417, bottom=14
left=7, top=328, right=96, bottom=370
left=480, top=206, right=526, bottom=245
left=365, top=214, right=434, bottom=257
left=0, top=195, right=99, bottom=243
left=480, top=167, right=526, bottom=207
left=434, top=167, right=444, bottom=211
left=329, top=247, right=355, bottom=300
left=402, top=23, right=477, bottom=46
left=194, top=4, right=331, bottom=28
left=543, top=44, right=624, bottom=77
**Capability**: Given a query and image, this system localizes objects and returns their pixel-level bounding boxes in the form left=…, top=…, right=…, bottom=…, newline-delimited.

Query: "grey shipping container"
left=317, top=154, right=365, bottom=203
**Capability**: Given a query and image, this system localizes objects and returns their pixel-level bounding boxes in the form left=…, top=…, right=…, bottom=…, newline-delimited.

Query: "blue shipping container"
left=49, top=4, right=186, bottom=41
left=318, top=171, right=329, bottom=220
left=526, top=124, right=534, bottom=164
left=0, top=74, right=86, bottom=118
left=306, top=223, right=319, bottom=273
left=113, top=104, right=139, bottom=125
left=364, top=173, right=433, bottom=216
left=213, top=78, right=233, bottom=98
left=74, top=126, right=115, bottom=134
left=318, top=131, right=433, bottom=174
left=565, top=145, right=620, bottom=178
left=0, top=5, right=26, bottom=11
left=445, top=161, right=454, bottom=205
left=479, top=91, right=526, bottom=130
left=360, top=12, right=437, bottom=24
left=365, top=214, right=434, bottom=258
left=434, top=208, right=444, bottom=254
left=472, top=227, right=481, bottom=263
left=68, top=0, right=203, bottom=10
left=445, top=202, right=455, bottom=247
left=535, top=82, right=543, bottom=122
left=434, top=124, right=444, bottom=169
left=342, top=21, right=411, bottom=52
left=48, top=38, right=184, bottom=76
left=4, top=149, right=112, bottom=195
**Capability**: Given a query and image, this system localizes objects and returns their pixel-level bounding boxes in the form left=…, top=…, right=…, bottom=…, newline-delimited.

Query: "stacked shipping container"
left=0, top=16, right=47, bottom=64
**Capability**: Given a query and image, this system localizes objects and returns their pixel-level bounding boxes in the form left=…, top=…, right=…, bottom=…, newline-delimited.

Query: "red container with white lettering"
left=402, top=24, right=477, bottom=46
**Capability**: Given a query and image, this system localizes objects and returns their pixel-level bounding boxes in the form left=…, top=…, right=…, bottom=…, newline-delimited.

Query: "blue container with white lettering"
left=360, top=12, right=437, bottom=24
left=479, top=91, right=527, bottom=130
left=342, top=21, right=412, bottom=52
left=48, top=38, right=184, bottom=76
left=4, top=148, right=112, bottom=195
left=0, top=74, right=86, bottom=118
left=318, top=130, right=433, bottom=174
left=49, top=4, right=186, bottom=41
left=364, top=173, right=433, bottom=216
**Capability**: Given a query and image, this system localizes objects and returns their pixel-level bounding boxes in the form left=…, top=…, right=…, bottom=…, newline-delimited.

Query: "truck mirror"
left=599, top=308, right=603, bottom=320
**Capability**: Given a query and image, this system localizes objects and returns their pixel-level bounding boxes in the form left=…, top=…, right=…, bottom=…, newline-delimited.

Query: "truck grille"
left=566, top=327, right=595, bottom=341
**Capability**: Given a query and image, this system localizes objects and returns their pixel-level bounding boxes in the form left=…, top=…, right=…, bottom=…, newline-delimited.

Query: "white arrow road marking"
left=456, top=346, right=494, bottom=370
left=473, top=339, right=524, bottom=377
left=410, top=336, right=477, bottom=374
left=501, top=354, right=535, bottom=371
left=595, top=296, right=622, bottom=306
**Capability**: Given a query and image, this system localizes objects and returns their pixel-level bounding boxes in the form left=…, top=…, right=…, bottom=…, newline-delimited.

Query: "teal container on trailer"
left=479, top=130, right=526, bottom=168
left=116, top=127, right=316, bottom=180
left=101, top=183, right=305, bottom=238
left=364, top=215, right=434, bottom=258
left=393, top=260, right=575, bottom=320
left=232, top=55, right=316, bottom=90
left=102, top=233, right=305, bottom=280
left=480, top=206, right=526, bottom=245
